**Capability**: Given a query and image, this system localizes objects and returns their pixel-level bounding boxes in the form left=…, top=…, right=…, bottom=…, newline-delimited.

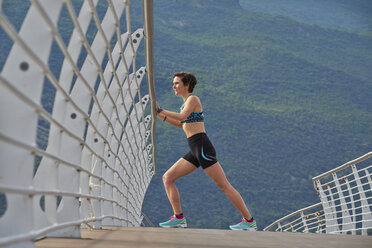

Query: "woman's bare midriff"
left=182, top=122, right=206, bottom=138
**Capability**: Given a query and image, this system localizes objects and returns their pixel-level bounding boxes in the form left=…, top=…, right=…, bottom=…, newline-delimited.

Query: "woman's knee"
left=216, top=181, right=232, bottom=193
left=162, top=172, right=175, bottom=186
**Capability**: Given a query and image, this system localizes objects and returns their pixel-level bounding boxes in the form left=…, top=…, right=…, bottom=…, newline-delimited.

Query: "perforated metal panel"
left=0, top=0, right=156, bottom=247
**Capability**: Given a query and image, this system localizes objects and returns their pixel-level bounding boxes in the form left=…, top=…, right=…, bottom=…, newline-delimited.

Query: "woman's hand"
left=155, top=101, right=164, bottom=117
left=155, top=102, right=162, bottom=118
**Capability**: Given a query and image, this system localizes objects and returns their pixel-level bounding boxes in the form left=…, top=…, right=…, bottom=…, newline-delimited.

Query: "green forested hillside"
left=239, top=0, right=372, bottom=31
left=141, top=0, right=372, bottom=230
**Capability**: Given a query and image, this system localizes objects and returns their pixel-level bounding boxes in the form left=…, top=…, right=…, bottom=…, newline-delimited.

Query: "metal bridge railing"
left=313, top=152, right=372, bottom=235
left=264, top=203, right=326, bottom=233
left=264, top=152, right=372, bottom=235
left=0, top=1, right=156, bottom=247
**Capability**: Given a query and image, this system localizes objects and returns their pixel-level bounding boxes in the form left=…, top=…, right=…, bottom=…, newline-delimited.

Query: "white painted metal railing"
left=313, top=152, right=372, bottom=235
left=264, top=152, right=372, bottom=235
left=264, top=203, right=326, bottom=233
left=0, top=0, right=156, bottom=247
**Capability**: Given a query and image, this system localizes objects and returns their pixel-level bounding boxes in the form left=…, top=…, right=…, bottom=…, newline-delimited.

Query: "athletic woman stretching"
left=156, top=72, right=257, bottom=231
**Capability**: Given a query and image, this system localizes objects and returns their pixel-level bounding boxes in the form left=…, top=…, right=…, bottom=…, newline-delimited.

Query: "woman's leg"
left=163, top=158, right=198, bottom=215
left=204, top=162, right=252, bottom=220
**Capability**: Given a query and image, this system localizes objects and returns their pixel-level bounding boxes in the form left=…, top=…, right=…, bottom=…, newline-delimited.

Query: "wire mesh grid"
left=0, top=0, right=155, bottom=246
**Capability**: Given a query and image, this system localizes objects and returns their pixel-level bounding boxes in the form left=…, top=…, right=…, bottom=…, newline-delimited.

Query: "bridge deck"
left=35, top=227, right=372, bottom=248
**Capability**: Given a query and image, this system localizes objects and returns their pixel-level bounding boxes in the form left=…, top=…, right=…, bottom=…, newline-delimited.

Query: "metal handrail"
left=0, top=1, right=156, bottom=246
left=264, top=202, right=323, bottom=231
left=31, top=0, right=144, bottom=193
left=265, top=151, right=372, bottom=234
left=312, top=151, right=372, bottom=191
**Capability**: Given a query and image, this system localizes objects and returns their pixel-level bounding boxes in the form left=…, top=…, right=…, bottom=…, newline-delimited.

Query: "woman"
left=156, top=72, right=256, bottom=231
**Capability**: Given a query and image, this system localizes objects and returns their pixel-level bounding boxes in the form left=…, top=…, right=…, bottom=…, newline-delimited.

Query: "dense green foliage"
left=141, top=0, right=372, bottom=230
left=239, top=0, right=372, bottom=31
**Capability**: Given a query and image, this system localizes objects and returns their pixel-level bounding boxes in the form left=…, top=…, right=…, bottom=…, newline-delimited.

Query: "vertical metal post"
left=317, top=180, right=339, bottom=234
left=300, top=212, right=309, bottom=233
left=352, top=165, right=372, bottom=235
left=142, top=0, right=157, bottom=174
left=332, top=173, right=354, bottom=234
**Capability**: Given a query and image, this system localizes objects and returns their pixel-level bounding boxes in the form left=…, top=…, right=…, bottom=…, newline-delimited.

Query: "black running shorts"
left=183, top=133, right=218, bottom=169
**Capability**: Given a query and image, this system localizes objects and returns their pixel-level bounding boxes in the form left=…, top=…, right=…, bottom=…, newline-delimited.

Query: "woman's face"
left=173, top=76, right=188, bottom=95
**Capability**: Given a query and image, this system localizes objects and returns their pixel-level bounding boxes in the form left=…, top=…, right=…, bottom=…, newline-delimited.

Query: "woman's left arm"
left=157, top=96, right=198, bottom=121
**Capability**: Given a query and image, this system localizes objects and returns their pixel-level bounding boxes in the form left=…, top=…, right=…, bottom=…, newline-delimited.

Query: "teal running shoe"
left=159, top=215, right=187, bottom=228
left=229, top=218, right=257, bottom=231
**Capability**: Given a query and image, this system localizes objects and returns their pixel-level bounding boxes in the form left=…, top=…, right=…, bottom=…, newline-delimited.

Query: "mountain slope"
left=238, top=0, right=372, bottom=31
left=141, top=0, right=372, bottom=229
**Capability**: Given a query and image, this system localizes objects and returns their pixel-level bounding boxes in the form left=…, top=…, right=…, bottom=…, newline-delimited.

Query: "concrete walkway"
left=36, top=227, right=372, bottom=248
